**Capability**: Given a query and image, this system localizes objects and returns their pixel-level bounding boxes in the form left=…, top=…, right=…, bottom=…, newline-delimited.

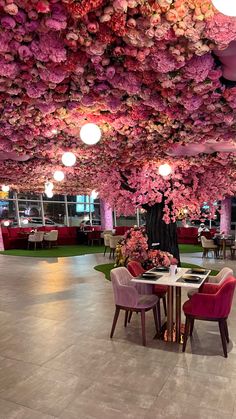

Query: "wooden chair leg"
left=103, top=246, right=107, bottom=256
left=157, top=300, right=161, bottom=328
left=189, top=318, right=195, bottom=336
left=162, top=296, right=167, bottom=317
left=124, top=310, right=128, bottom=327
left=153, top=305, right=160, bottom=335
left=182, top=316, right=190, bottom=352
left=141, top=310, right=146, bottom=346
left=219, top=319, right=228, bottom=358
left=110, top=306, right=120, bottom=338
left=128, top=311, right=132, bottom=323
left=224, top=319, right=229, bottom=344
left=109, top=248, right=112, bottom=259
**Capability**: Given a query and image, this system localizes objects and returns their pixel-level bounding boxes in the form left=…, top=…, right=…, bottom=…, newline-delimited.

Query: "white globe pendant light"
left=53, top=170, right=65, bottom=182
left=46, top=190, right=53, bottom=198
left=158, top=163, right=172, bottom=177
left=1, top=185, right=10, bottom=192
left=212, top=0, right=236, bottom=16
left=62, top=152, right=76, bottom=167
left=91, top=190, right=99, bottom=199
left=80, top=123, right=102, bottom=145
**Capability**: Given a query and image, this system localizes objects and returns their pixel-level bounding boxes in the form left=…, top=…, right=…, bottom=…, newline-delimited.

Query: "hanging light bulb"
left=62, top=152, right=76, bottom=167
left=45, top=181, right=54, bottom=191
left=53, top=170, right=65, bottom=182
left=158, top=163, right=172, bottom=177
left=46, top=190, right=53, bottom=198
left=1, top=185, right=10, bottom=192
left=80, top=123, right=102, bottom=145
left=212, top=0, right=236, bottom=16
left=90, top=190, right=99, bottom=199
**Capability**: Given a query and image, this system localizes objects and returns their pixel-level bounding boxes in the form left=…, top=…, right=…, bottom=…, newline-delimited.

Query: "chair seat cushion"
left=204, top=244, right=218, bottom=249
left=137, top=294, right=158, bottom=309
left=154, top=285, right=168, bottom=295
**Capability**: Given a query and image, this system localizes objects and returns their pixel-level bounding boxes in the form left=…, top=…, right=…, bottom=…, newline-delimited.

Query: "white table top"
left=131, top=267, right=211, bottom=289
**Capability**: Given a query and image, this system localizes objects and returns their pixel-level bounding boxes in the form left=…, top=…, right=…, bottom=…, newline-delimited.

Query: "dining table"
left=131, top=267, right=211, bottom=343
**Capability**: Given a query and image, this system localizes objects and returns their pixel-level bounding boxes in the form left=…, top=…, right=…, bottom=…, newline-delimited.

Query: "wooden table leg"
left=223, top=239, right=226, bottom=259
left=167, top=286, right=174, bottom=342
left=176, top=287, right=181, bottom=343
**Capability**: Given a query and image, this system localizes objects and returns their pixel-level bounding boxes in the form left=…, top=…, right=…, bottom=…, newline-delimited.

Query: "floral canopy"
left=0, top=0, right=236, bottom=220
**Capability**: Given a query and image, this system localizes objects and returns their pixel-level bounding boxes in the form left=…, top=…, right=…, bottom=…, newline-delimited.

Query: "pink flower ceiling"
left=0, top=0, right=236, bottom=219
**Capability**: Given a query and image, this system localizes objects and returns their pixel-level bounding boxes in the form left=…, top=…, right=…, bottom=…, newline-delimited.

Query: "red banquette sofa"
left=177, top=227, right=217, bottom=245
left=1, top=226, right=78, bottom=250
left=1, top=225, right=131, bottom=250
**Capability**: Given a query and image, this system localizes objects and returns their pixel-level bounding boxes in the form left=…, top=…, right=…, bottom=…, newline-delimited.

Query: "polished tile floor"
left=0, top=251, right=235, bottom=419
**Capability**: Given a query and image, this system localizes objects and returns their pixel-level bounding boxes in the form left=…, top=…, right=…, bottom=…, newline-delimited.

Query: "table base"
left=154, top=322, right=185, bottom=344
left=163, top=323, right=185, bottom=344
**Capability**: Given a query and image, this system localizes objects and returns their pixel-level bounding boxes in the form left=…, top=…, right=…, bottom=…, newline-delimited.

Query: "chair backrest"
left=101, top=230, right=113, bottom=239
left=87, top=230, right=101, bottom=240
left=214, top=277, right=236, bottom=318
left=200, top=236, right=214, bottom=247
left=127, top=261, right=145, bottom=277
left=45, top=230, right=58, bottom=241
left=29, top=231, right=45, bottom=242
left=109, top=235, right=123, bottom=249
left=104, top=233, right=112, bottom=246
left=110, top=267, right=138, bottom=308
left=209, top=267, right=233, bottom=284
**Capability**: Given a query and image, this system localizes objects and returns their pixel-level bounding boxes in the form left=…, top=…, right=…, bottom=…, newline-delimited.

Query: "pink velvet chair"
left=127, top=261, right=167, bottom=318
left=110, top=267, right=160, bottom=346
left=182, top=276, right=236, bottom=357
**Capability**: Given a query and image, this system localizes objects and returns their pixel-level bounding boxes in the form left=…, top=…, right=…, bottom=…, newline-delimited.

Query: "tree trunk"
left=144, top=202, right=180, bottom=263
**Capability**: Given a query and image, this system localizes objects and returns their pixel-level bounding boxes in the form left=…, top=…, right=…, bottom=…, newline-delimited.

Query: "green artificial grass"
left=94, top=262, right=218, bottom=281
left=179, top=244, right=202, bottom=253
left=0, top=243, right=202, bottom=259
left=0, top=245, right=105, bottom=258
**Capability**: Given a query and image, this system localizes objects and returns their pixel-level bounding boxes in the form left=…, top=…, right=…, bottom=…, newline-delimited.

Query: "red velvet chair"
left=127, top=261, right=167, bottom=321
left=87, top=230, right=101, bottom=246
left=182, top=276, right=236, bottom=357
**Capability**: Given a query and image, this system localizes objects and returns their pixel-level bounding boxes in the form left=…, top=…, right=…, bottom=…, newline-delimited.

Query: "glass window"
left=76, top=195, right=91, bottom=213
left=43, top=201, right=66, bottom=225
left=17, top=192, right=39, bottom=200
left=0, top=200, right=17, bottom=226
left=116, top=214, right=137, bottom=227
left=68, top=202, right=88, bottom=226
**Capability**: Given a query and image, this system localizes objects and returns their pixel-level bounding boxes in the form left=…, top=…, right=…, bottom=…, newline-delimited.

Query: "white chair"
left=103, top=233, right=112, bottom=256
left=27, top=231, right=45, bottom=250
left=109, top=235, right=123, bottom=259
left=101, top=230, right=113, bottom=239
left=44, top=230, right=58, bottom=248
left=201, top=236, right=218, bottom=258
left=187, top=267, right=233, bottom=298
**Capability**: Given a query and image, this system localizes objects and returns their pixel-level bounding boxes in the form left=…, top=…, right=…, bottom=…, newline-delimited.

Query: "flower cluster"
left=121, top=227, right=148, bottom=262
left=0, top=1, right=234, bottom=220
left=147, top=250, right=178, bottom=268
